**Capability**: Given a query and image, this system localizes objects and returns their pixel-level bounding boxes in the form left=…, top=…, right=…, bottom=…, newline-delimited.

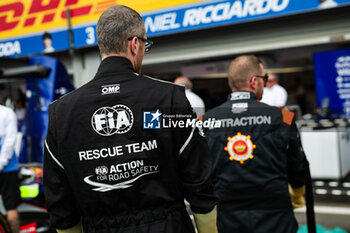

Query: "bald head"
left=228, top=55, right=263, bottom=90
left=97, top=5, right=145, bottom=56
left=174, top=76, right=193, bottom=90
left=266, top=73, right=279, bottom=88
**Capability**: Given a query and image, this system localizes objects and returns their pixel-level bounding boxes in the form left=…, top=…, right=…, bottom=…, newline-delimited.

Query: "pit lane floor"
left=294, top=195, right=350, bottom=232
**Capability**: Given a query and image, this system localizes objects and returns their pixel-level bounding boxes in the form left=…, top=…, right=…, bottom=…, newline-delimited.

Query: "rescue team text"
left=78, top=139, right=157, bottom=161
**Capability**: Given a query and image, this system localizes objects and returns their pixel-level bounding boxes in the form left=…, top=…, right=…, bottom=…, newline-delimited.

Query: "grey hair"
left=228, top=55, right=263, bottom=90
left=97, top=5, right=145, bottom=55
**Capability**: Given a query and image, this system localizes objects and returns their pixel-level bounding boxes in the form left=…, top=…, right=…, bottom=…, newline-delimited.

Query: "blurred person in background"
left=261, top=73, right=288, bottom=108
left=42, top=32, right=55, bottom=53
left=43, top=5, right=217, bottom=233
left=0, top=101, right=20, bottom=233
left=294, top=77, right=307, bottom=114
left=203, top=55, right=307, bottom=233
left=15, top=90, right=27, bottom=131
left=174, top=76, right=206, bottom=117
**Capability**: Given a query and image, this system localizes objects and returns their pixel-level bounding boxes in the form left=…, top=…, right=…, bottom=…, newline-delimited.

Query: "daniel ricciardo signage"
left=143, top=0, right=350, bottom=37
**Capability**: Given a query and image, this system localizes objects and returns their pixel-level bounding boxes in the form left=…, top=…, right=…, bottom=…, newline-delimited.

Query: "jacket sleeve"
left=286, top=117, right=307, bottom=189
left=43, top=103, right=81, bottom=230
left=172, top=86, right=218, bottom=214
left=0, top=108, right=17, bottom=171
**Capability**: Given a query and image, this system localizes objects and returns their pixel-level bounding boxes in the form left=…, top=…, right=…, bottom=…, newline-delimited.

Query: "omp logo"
left=91, top=105, right=134, bottom=136
left=0, top=0, right=116, bottom=33
left=101, top=84, right=120, bottom=95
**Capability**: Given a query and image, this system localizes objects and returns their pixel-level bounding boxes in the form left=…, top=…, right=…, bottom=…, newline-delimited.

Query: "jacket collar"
left=96, top=56, right=135, bottom=75
left=228, top=91, right=258, bottom=101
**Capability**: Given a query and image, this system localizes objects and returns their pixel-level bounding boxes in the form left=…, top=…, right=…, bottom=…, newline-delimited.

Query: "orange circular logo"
left=232, top=140, right=248, bottom=156
left=225, top=132, right=256, bottom=164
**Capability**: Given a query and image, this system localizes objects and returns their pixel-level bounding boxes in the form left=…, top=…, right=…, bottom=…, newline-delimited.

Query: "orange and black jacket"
left=203, top=91, right=306, bottom=211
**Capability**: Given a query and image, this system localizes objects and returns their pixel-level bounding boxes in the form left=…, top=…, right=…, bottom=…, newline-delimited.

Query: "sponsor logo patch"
left=231, top=103, right=248, bottom=114
left=101, top=84, right=120, bottom=95
left=91, top=105, right=133, bottom=136
left=230, top=92, right=250, bottom=101
left=19, top=222, right=37, bottom=233
left=84, top=160, right=159, bottom=192
left=225, top=132, right=256, bottom=164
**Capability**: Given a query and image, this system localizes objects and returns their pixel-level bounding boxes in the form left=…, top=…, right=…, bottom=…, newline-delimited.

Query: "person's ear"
left=128, top=37, right=138, bottom=56
left=250, top=76, right=257, bottom=90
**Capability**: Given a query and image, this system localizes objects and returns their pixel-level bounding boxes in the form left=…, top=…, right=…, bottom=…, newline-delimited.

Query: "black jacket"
left=43, top=56, right=217, bottom=233
left=203, top=91, right=307, bottom=233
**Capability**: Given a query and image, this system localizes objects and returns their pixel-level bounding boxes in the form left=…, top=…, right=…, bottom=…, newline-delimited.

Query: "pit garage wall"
left=142, top=6, right=350, bottom=66
left=58, top=5, right=350, bottom=88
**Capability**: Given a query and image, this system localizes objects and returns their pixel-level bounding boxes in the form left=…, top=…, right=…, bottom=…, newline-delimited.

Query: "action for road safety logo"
left=84, top=160, right=159, bottom=192
left=91, top=105, right=133, bottom=136
left=225, top=132, right=256, bottom=164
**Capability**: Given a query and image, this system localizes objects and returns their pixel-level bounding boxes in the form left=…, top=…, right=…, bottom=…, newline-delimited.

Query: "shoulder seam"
left=142, top=75, right=181, bottom=86
left=179, top=125, right=196, bottom=157
left=45, top=140, right=64, bottom=170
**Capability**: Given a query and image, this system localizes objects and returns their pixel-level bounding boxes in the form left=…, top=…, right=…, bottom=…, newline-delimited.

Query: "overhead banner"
left=0, top=0, right=119, bottom=57
left=143, top=0, right=350, bottom=37
left=314, top=48, right=350, bottom=118
left=1, top=0, right=350, bottom=57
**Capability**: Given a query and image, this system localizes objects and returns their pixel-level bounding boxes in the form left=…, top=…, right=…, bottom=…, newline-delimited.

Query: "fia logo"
left=143, top=110, right=162, bottom=129
left=95, top=166, right=108, bottom=175
left=91, top=105, right=134, bottom=136
left=101, top=84, right=120, bottom=95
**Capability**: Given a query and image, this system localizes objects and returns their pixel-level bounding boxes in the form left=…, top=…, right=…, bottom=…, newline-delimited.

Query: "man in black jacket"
left=43, top=5, right=217, bottom=233
left=203, top=55, right=307, bottom=233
